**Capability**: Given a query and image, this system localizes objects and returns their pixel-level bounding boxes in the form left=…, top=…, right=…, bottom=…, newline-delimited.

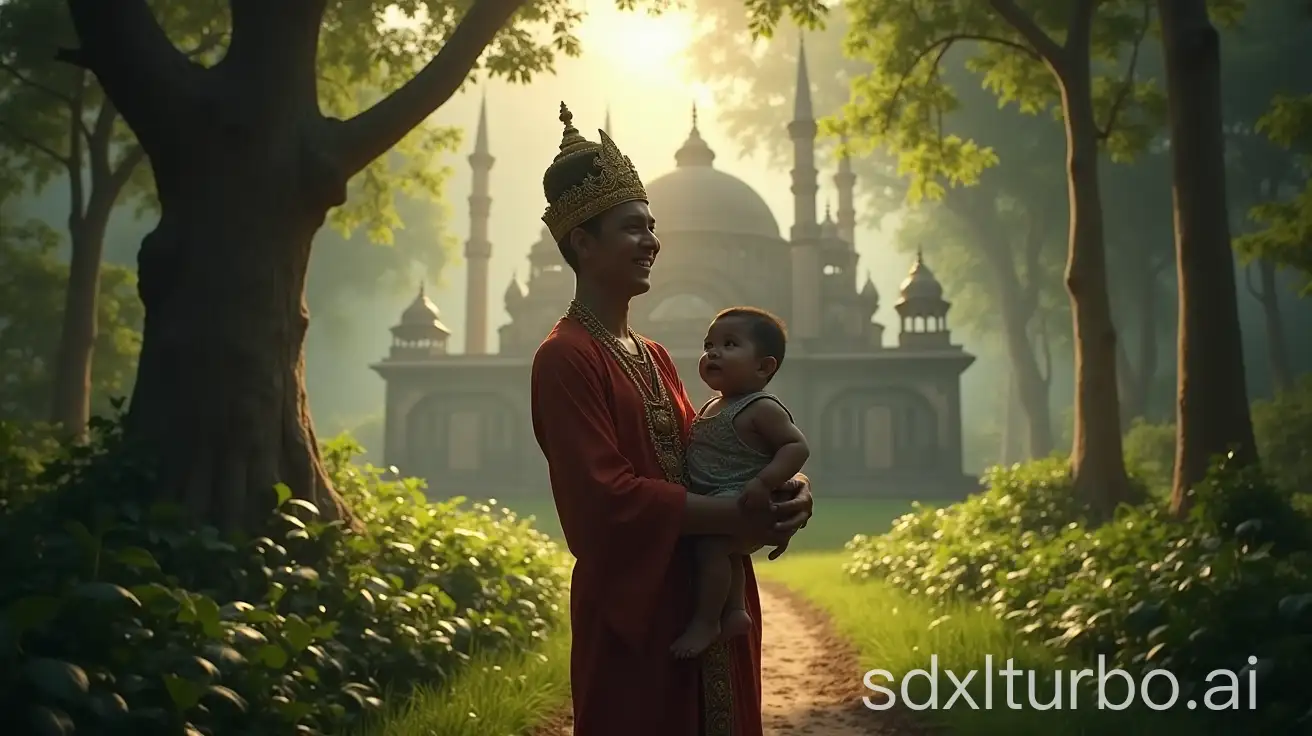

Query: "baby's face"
left=698, top=316, right=775, bottom=395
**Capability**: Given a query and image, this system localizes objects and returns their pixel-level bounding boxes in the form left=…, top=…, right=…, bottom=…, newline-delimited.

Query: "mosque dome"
left=644, top=106, right=781, bottom=240
left=399, top=284, right=450, bottom=332
left=897, top=249, right=944, bottom=304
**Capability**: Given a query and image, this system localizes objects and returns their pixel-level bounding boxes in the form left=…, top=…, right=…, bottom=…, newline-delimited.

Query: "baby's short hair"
left=714, top=306, right=788, bottom=374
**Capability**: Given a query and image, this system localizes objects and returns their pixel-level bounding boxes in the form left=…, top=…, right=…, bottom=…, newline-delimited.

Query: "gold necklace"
left=565, top=300, right=685, bottom=481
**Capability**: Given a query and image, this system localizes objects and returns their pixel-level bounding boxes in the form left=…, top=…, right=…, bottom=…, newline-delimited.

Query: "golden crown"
left=542, top=102, right=648, bottom=241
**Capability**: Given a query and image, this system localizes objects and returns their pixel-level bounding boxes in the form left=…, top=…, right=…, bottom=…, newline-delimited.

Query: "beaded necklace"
left=565, top=299, right=685, bottom=482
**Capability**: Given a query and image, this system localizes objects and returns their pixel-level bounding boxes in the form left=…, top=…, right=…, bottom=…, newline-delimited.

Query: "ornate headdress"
left=541, top=102, right=648, bottom=241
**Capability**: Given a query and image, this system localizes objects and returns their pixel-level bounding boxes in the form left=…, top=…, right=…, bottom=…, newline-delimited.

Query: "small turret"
left=894, top=249, right=952, bottom=348
left=390, top=283, right=452, bottom=358
left=504, top=274, right=525, bottom=310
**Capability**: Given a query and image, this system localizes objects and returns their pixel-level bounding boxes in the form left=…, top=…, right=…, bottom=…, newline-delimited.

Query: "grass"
left=756, top=552, right=1212, bottom=736
left=492, top=495, right=916, bottom=553
left=361, top=621, right=573, bottom=736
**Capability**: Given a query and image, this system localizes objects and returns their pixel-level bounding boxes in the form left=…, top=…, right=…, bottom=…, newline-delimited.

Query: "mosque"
left=370, top=46, right=978, bottom=500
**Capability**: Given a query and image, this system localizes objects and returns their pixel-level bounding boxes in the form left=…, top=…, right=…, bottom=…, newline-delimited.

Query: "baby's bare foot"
left=671, top=620, right=721, bottom=659
left=720, top=608, right=752, bottom=641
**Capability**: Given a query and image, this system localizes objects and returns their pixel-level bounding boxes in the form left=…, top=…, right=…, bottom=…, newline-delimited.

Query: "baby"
left=671, top=306, right=810, bottom=659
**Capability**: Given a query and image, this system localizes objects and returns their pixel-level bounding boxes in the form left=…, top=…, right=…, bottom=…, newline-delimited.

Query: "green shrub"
left=847, top=455, right=1312, bottom=731
left=1119, top=378, right=1312, bottom=500
left=1252, top=374, right=1312, bottom=497
left=1122, top=417, right=1176, bottom=494
left=0, top=418, right=569, bottom=735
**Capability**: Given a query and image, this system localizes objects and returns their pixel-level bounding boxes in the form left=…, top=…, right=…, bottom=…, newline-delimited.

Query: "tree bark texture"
left=62, top=0, right=526, bottom=531
left=1158, top=0, right=1259, bottom=516
left=1057, top=54, right=1135, bottom=519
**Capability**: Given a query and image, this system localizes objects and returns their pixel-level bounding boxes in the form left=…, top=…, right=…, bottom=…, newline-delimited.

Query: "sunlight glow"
left=578, top=3, right=695, bottom=81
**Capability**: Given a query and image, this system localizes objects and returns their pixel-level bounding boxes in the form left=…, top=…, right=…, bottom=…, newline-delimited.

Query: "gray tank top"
left=684, top=391, right=792, bottom=496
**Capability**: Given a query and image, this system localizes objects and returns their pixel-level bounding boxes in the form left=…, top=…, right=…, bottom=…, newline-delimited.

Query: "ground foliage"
left=0, top=417, right=568, bottom=736
left=848, top=436, right=1312, bottom=730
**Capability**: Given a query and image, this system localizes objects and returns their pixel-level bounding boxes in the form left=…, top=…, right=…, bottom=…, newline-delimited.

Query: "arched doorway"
left=404, top=393, right=521, bottom=492
left=819, top=388, right=938, bottom=479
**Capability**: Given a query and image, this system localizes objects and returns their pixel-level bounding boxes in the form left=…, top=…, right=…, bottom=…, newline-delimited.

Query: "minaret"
left=603, top=105, right=612, bottom=136
left=788, top=36, right=818, bottom=241
left=834, top=134, right=856, bottom=246
left=464, top=93, right=493, bottom=354
left=789, top=36, right=822, bottom=343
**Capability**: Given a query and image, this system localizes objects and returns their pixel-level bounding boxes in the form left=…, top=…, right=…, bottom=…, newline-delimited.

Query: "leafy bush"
left=1251, top=374, right=1312, bottom=497
left=1122, top=417, right=1176, bottom=493
left=847, top=456, right=1312, bottom=731
left=0, top=419, right=568, bottom=735
left=1119, top=379, right=1312, bottom=501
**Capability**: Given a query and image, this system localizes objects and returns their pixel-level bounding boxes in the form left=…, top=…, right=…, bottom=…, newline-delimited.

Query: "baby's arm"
left=740, top=399, right=810, bottom=509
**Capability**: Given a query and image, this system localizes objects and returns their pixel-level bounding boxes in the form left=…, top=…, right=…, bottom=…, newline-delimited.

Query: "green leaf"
left=113, top=546, right=160, bottom=571
left=282, top=614, right=314, bottom=653
left=204, top=685, right=248, bottom=713
left=70, top=582, right=141, bottom=609
left=274, top=483, right=293, bottom=508
left=25, top=658, right=90, bottom=705
left=284, top=498, right=320, bottom=517
left=161, top=674, right=207, bottom=712
left=256, top=644, right=289, bottom=669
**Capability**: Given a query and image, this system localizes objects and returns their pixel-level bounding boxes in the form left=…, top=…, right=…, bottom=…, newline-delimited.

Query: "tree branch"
left=1097, top=0, right=1152, bottom=140
left=0, top=117, right=70, bottom=165
left=109, top=145, right=146, bottom=195
left=0, top=60, right=76, bottom=105
left=1244, top=261, right=1262, bottom=300
left=63, top=0, right=205, bottom=153
left=334, top=0, right=529, bottom=176
left=987, top=0, right=1067, bottom=67
left=878, top=33, right=1042, bottom=135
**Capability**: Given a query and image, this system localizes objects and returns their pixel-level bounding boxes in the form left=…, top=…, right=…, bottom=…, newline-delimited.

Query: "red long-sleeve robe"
left=530, top=317, right=764, bottom=736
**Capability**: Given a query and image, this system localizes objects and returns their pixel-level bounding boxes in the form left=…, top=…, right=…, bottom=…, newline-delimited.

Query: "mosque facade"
left=370, top=46, right=978, bottom=500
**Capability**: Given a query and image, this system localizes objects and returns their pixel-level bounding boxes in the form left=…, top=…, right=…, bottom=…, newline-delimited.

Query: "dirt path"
left=757, top=582, right=923, bottom=735
left=535, top=584, right=926, bottom=735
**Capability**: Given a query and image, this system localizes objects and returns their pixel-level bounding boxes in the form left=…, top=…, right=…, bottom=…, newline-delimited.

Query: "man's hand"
left=765, top=474, right=813, bottom=560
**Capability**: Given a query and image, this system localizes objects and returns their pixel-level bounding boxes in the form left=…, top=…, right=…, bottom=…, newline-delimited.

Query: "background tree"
left=1158, top=0, right=1258, bottom=514
left=1221, top=0, right=1310, bottom=393
left=0, top=212, right=142, bottom=422
left=59, top=0, right=582, bottom=531
left=740, top=0, right=1199, bottom=518
left=1236, top=92, right=1312, bottom=294
left=0, top=0, right=462, bottom=438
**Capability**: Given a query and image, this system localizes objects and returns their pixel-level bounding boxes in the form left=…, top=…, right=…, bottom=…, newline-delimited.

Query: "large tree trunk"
left=64, top=0, right=525, bottom=532
left=1159, top=0, right=1258, bottom=516
left=1058, top=68, right=1135, bottom=519
left=127, top=182, right=347, bottom=531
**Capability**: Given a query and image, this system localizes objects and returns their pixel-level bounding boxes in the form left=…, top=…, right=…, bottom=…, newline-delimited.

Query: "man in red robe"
left=530, top=104, right=815, bottom=736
